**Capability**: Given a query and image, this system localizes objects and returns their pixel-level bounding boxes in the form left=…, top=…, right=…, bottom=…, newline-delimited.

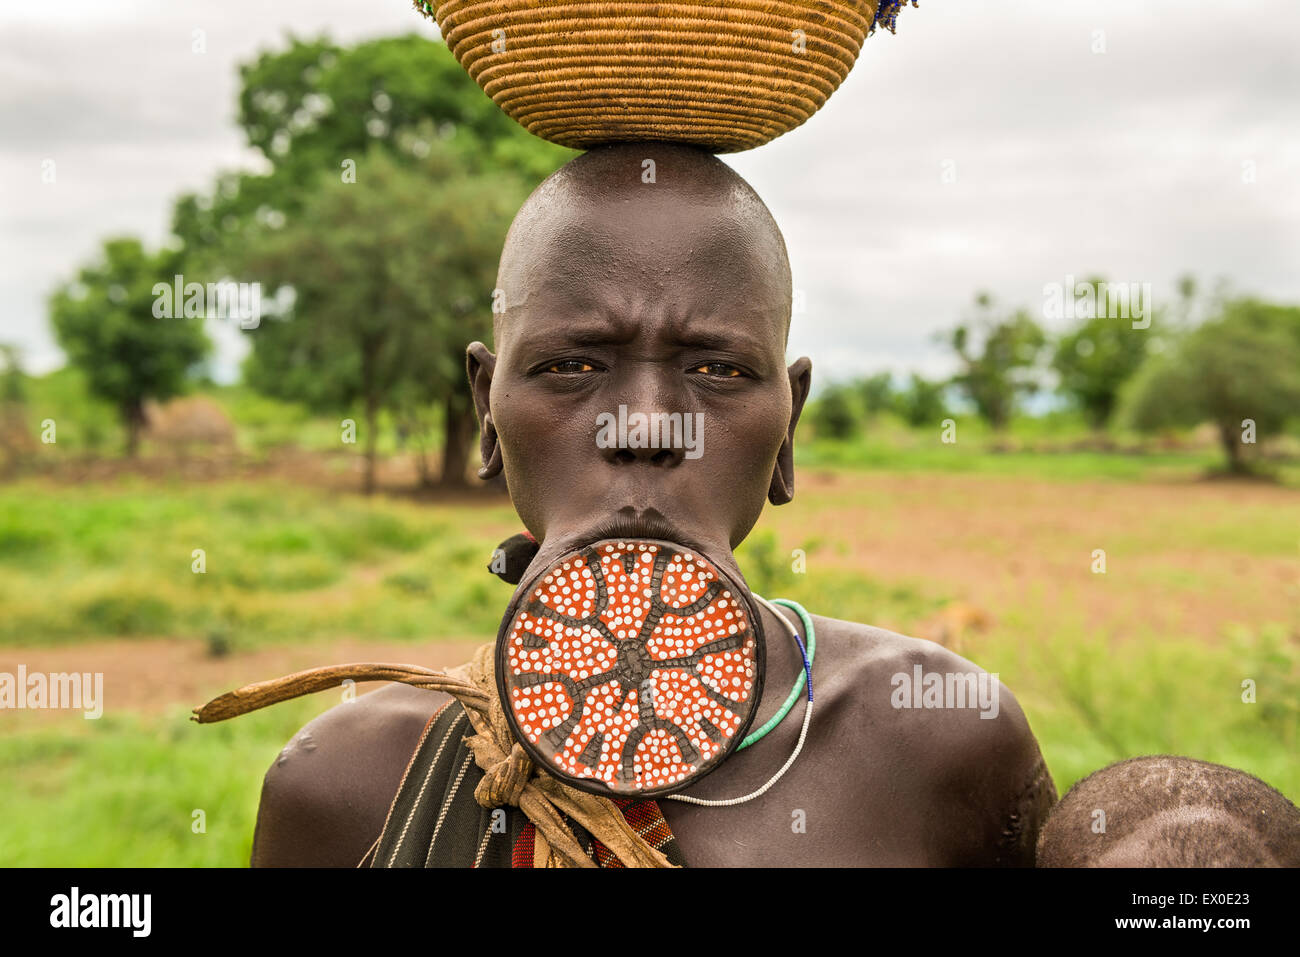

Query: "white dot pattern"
left=501, top=540, right=759, bottom=794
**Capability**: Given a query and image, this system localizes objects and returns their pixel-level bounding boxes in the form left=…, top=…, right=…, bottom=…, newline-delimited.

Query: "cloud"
left=3, top=0, right=1297, bottom=381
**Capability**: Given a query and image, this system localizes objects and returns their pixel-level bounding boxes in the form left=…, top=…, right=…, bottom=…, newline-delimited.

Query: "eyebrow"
left=513, top=322, right=774, bottom=361
left=511, top=321, right=639, bottom=353
left=671, top=325, right=769, bottom=355
left=508, top=308, right=781, bottom=363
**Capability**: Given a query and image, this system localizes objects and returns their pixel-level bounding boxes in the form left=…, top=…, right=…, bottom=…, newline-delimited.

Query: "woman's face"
left=469, top=159, right=809, bottom=581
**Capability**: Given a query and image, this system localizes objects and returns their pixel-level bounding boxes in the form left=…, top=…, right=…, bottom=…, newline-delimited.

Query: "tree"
left=49, top=238, right=209, bottom=456
left=0, top=345, right=30, bottom=474
left=946, top=294, right=1046, bottom=430
left=0, top=345, right=24, bottom=406
left=171, top=33, right=571, bottom=485
left=894, top=373, right=949, bottom=428
left=1122, top=299, right=1300, bottom=474
left=857, top=372, right=894, bottom=422
left=809, top=383, right=859, bottom=440
left=1052, top=279, right=1151, bottom=430
left=238, top=146, right=528, bottom=492
left=172, top=34, right=571, bottom=267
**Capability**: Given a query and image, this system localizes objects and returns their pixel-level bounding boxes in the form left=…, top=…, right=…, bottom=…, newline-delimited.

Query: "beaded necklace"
left=664, top=596, right=815, bottom=807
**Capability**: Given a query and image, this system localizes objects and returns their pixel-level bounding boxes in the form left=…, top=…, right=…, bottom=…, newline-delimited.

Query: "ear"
left=466, top=342, right=502, bottom=480
left=768, top=356, right=812, bottom=506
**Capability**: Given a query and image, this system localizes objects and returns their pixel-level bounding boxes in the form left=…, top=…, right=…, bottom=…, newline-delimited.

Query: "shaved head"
left=465, top=141, right=811, bottom=571
left=493, top=142, right=793, bottom=348
left=1037, top=756, right=1300, bottom=867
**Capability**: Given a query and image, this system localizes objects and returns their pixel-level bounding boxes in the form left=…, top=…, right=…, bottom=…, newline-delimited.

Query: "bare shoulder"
left=250, top=682, right=450, bottom=867
left=806, top=613, right=1057, bottom=864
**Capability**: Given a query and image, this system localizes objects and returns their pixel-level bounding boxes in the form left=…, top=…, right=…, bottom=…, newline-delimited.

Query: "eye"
left=690, top=362, right=743, bottom=378
left=547, top=360, right=596, bottom=374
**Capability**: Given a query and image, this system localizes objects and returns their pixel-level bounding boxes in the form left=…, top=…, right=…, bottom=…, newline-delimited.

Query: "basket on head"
left=415, top=1, right=895, bottom=153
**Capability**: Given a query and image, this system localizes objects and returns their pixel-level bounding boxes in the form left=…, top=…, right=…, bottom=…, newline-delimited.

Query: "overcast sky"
left=2, top=0, right=1297, bottom=385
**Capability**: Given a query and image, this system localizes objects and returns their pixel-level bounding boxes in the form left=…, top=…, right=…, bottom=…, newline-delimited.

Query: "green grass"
left=798, top=413, right=1300, bottom=486
left=0, top=699, right=325, bottom=866
left=1, top=456, right=1296, bottom=864
left=0, top=478, right=950, bottom=648
left=18, top=367, right=120, bottom=454
left=0, top=478, right=521, bottom=646
left=800, top=439, right=1224, bottom=481
left=976, top=622, right=1298, bottom=803
left=735, top=527, right=945, bottom=624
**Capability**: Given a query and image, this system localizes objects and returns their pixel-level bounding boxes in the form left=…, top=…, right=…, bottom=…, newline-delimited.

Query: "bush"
left=809, top=383, right=860, bottom=440
left=1122, top=299, right=1300, bottom=473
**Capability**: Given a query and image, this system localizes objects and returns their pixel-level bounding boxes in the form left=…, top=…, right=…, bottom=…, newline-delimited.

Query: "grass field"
left=1, top=462, right=1296, bottom=866
left=0, top=478, right=517, bottom=647
left=800, top=414, right=1300, bottom=487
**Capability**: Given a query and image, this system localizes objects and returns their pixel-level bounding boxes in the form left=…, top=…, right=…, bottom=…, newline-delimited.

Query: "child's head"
left=1037, top=755, right=1300, bottom=867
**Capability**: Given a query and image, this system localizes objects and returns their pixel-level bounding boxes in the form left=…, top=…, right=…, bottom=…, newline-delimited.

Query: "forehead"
left=495, top=189, right=790, bottom=354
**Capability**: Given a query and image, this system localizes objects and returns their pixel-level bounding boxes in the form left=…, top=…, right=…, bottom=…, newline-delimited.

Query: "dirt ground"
left=0, top=637, right=486, bottom=730
left=771, top=471, right=1299, bottom=647
left=17, top=446, right=508, bottom=501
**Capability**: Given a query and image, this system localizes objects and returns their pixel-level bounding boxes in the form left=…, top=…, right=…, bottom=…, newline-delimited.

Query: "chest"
left=653, top=718, right=951, bottom=866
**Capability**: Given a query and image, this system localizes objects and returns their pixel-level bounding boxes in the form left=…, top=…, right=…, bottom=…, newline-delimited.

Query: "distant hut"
left=142, top=396, right=236, bottom=458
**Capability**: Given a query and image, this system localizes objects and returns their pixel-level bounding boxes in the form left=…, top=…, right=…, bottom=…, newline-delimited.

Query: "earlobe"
left=466, top=342, right=502, bottom=480
left=768, top=357, right=812, bottom=506
left=477, top=428, right=503, bottom=481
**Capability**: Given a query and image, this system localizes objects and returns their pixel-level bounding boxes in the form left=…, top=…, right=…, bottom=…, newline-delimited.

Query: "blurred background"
left=0, top=0, right=1296, bottom=865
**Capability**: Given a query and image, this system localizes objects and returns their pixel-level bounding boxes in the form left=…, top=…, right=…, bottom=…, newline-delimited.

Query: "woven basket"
left=419, top=1, right=880, bottom=153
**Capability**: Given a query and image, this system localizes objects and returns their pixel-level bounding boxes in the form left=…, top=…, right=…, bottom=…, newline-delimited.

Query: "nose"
left=598, top=408, right=687, bottom=467
left=614, top=442, right=679, bottom=467
left=596, top=366, right=689, bottom=467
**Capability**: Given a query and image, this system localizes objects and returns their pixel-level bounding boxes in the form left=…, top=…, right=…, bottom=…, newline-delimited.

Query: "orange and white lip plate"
left=497, top=539, right=763, bottom=797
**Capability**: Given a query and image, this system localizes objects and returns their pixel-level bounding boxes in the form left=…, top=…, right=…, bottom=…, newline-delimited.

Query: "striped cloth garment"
left=365, top=700, right=687, bottom=868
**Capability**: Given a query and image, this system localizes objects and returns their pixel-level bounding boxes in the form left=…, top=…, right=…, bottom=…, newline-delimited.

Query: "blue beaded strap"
left=736, top=597, right=816, bottom=751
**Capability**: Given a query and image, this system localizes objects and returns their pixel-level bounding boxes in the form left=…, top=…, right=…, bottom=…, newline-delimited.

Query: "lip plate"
left=494, top=537, right=766, bottom=799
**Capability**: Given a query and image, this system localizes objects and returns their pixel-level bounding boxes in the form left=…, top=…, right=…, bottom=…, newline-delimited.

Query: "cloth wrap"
left=194, top=641, right=686, bottom=868
left=362, top=695, right=686, bottom=867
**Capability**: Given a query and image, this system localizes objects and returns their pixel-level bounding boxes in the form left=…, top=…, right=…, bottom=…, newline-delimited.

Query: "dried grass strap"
left=192, top=645, right=677, bottom=868
left=191, top=663, right=487, bottom=723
